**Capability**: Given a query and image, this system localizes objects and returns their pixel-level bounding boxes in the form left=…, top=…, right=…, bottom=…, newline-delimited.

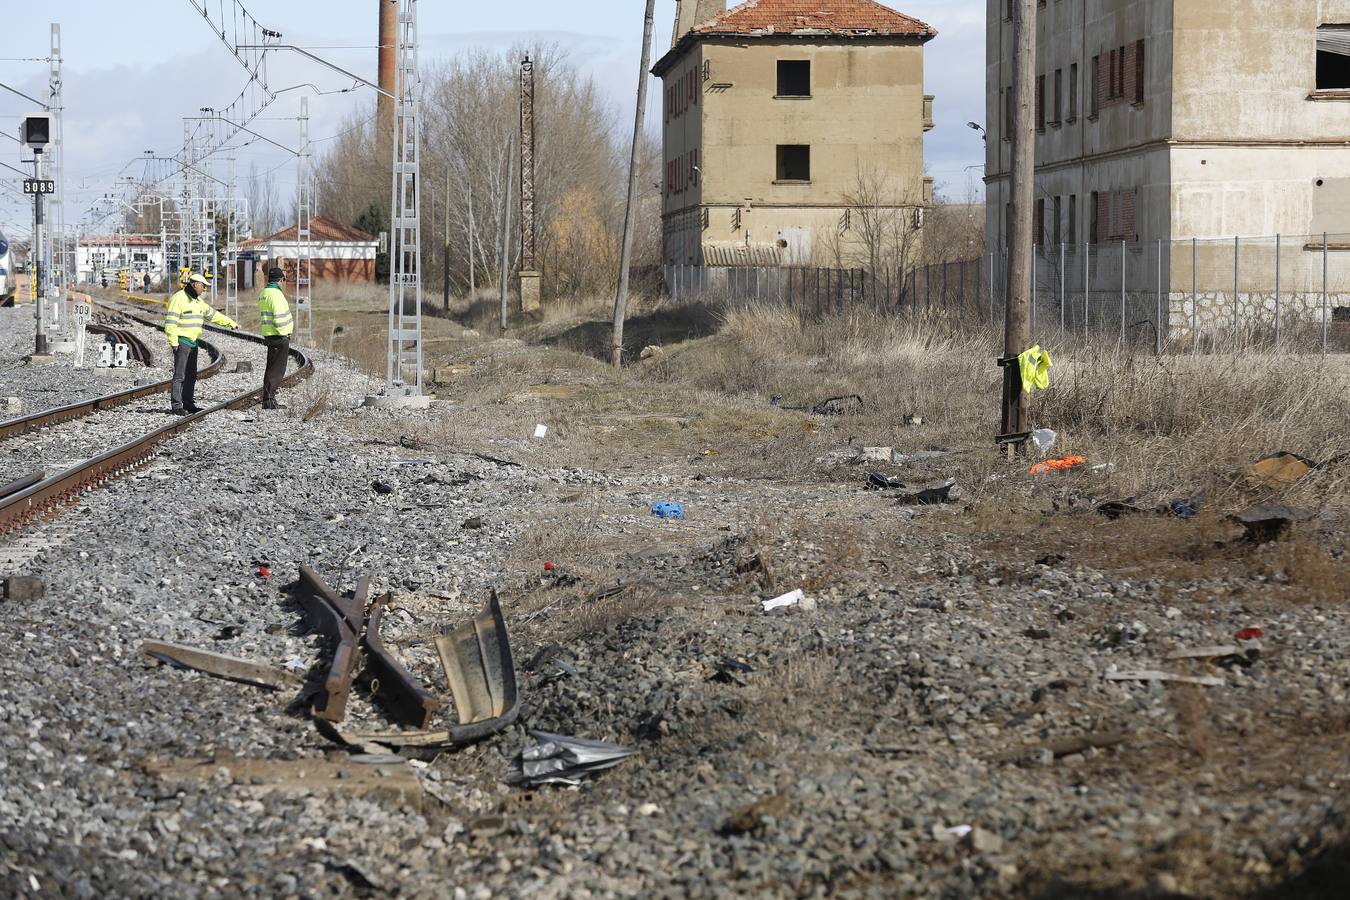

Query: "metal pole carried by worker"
left=164, top=271, right=239, bottom=415
left=257, top=266, right=294, bottom=410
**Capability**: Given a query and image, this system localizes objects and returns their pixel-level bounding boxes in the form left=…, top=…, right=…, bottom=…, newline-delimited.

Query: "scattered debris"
left=862, top=446, right=894, bottom=462
left=294, top=567, right=367, bottom=722
left=891, top=448, right=952, bottom=466
left=721, top=794, right=791, bottom=835
left=507, top=731, right=637, bottom=787
left=986, top=731, right=1129, bottom=764
left=762, top=588, right=806, bottom=612
left=434, top=591, right=521, bottom=743
left=901, top=478, right=960, bottom=505
left=2, top=575, right=45, bottom=602
left=1165, top=645, right=1241, bottom=661
left=143, top=754, right=421, bottom=806
left=462, top=515, right=483, bottom=530
left=1022, top=627, right=1052, bottom=640
left=1231, top=505, right=1314, bottom=543
left=1094, top=497, right=1147, bottom=519
left=333, top=860, right=383, bottom=892
left=903, top=413, right=924, bottom=426
left=1029, top=455, right=1086, bottom=475
left=533, top=424, right=549, bottom=439
left=867, top=472, right=902, bottom=490
left=651, top=501, right=685, bottom=520
left=964, top=827, right=1004, bottom=855
left=1235, top=626, right=1264, bottom=641
left=1169, top=491, right=1204, bottom=519
left=1030, top=428, right=1057, bottom=456
left=139, top=640, right=305, bottom=691
left=708, top=657, right=754, bottom=686
left=233, top=361, right=254, bottom=374
left=371, top=480, right=395, bottom=495
left=639, top=345, right=664, bottom=364
left=811, top=394, right=863, bottom=416
left=1247, top=452, right=1314, bottom=487
left=1104, top=670, right=1225, bottom=687
left=213, top=625, right=243, bottom=641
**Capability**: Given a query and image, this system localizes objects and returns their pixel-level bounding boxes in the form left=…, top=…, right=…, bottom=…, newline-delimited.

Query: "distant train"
left=0, top=228, right=12, bottom=303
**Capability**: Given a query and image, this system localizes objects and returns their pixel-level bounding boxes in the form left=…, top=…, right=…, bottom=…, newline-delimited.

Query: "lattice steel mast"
left=386, top=0, right=423, bottom=395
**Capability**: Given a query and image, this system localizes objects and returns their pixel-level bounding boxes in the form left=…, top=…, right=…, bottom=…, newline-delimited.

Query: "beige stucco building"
left=655, top=0, right=937, bottom=268
left=984, top=1, right=1350, bottom=335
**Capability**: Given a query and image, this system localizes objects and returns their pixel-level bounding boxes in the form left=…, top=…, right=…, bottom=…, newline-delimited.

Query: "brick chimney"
left=672, top=0, right=726, bottom=48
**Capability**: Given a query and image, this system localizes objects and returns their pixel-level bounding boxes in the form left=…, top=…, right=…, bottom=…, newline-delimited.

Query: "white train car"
left=0, top=229, right=13, bottom=303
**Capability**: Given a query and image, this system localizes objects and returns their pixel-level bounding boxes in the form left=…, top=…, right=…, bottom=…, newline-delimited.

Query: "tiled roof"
left=693, top=0, right=934, bottom=39
left=655, top=0, right=935, bottom=73
left=246, top=216, right=377, bottom=246
left=83, top=235, right=161, bottom=247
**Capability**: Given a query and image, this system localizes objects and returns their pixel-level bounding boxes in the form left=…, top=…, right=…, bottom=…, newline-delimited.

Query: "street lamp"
left=967, top=121, right=986, bottom=142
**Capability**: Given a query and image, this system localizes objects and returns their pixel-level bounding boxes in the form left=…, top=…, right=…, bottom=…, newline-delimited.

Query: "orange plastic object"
left=1029, top=455, right=1087, bottom=475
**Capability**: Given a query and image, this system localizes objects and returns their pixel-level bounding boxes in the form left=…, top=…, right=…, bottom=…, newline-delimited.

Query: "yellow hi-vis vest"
left=258, top=284, right=294, bottom=338
left=164, top=290, right=238, bottom=348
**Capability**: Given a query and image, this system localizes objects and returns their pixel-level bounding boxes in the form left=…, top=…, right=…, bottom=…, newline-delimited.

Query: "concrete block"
left=234, top=362, right=254, bottom=374
left=3, top=576, right=46, bottom=602
left=25, top=354, right=57, bottom=367
left=518, top=270, right=541, bottom=313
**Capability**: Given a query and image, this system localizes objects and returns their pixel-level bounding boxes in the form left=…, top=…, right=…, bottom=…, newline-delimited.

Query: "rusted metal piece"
left=435, top=591, right=521, bottom=743
left=140, top=640, right=305, bottom=691
left=295, top=567, right=368, bottom=723
left=363, top=592, right=442, bottom=729
left=0, top=471, right=45, bottom=501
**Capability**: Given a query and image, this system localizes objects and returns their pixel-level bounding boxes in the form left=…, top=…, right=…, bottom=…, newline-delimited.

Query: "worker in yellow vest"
left=164, top=272, right=239, bottom=415
left=257, top=267, right=294, bottom=410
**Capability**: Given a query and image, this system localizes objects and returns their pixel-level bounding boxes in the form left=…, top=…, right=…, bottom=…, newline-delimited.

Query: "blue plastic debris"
left=651, top=501, right=685, bottom=520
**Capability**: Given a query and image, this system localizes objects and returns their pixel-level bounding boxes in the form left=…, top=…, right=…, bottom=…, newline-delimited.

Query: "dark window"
left=777, top=60, right=811, bottom=97
left=1035, top=198, right=1045, bottom=245
left=1069, top=63, right=1078, bottom=119
left=1068, top=194, right=1077, bottom=244
left=1053, top=68, right=1062, bottom=123
left=1004, top=87, right=1013, bottom=140
left=1317, top=26, right=1350, bottom=89
left=1089, top=191, right=1099, bottom=243
left=776, top=145, right=811, bottom=182
left=1117, top=46, right=1126, bottom=97
left=1053, top=195, right=1062, bottom=245
left=1134, top=39, right=1145, bottom=102
left=1036, top=75, right=1045, bottom=130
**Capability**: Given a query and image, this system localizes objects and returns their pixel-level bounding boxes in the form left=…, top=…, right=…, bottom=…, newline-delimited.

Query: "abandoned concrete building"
left=655, top=0, right=937, bottom=268
left=984, top=1, right=1350, bottom=336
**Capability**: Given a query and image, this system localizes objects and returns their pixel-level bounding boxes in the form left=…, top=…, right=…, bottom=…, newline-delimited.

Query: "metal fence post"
left=1323, top=232, right=1330, bottom=355
left=1156, top=237, right=1163, bottom=355
left=1274, top=233, right=1281, bottom=352
left=1083, top=240, right=1090, bottom=343
left=1233, top=235, right=1240, bottom=333
left=1120, top=239, right=1126, bottom=346
left=1060, top=242, right=1066, bottom=333
left=1191, top=237, right=1198, bottom=354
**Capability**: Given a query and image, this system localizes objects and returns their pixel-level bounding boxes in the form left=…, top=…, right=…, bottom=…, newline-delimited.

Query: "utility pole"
left=443, top=161, right=450, bottom=312
left=518, top=55, right=540, bottom=313
left=466, top=178, right=476, bottom=298
left=611, top=0, right=657, bottom=367
left=998, top=0, right=1036, bottom=450
left=498, top=134, right=515, bottom=331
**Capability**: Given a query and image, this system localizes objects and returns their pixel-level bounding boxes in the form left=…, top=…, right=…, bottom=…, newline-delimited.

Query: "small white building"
left=77, top=235, right=165, bottom=286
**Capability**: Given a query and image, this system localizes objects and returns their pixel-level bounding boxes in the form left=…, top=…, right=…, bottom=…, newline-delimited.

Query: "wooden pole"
left=611, top=0, right=657, bottom=367
left=1000, top=0, right=1036, bottom=447
left=498, top=134, right=515, bottom=331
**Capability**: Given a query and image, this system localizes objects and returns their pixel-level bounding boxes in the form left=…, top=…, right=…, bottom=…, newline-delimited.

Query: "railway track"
left=0, top=294, right=313, bottom=533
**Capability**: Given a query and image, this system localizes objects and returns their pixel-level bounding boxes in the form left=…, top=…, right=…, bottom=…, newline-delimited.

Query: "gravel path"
left=0, top=332, right=1346, bottom=898
left=0, top=306, right=157, bottom=418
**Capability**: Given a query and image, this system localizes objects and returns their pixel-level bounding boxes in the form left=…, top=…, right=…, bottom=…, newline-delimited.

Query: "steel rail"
left=0, top=336, right=223, bottom=443
left=0, top=295, right=313, bottom=533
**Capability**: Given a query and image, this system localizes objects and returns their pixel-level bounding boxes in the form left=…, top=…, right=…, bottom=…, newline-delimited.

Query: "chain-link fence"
left=665, top=232, right=1350, bottom=353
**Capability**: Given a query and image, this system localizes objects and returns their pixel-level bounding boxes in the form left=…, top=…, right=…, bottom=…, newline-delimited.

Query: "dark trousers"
left=171, top=344, right=198, bottom=411
left=263, top=336, right=290, bottom=403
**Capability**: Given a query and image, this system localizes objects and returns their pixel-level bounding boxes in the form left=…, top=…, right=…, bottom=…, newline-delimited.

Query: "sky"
left=0, top=0, right=987, bottom=241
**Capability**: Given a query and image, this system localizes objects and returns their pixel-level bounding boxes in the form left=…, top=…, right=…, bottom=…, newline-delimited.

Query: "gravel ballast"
left=0, top=316, right=1346, bottom=898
